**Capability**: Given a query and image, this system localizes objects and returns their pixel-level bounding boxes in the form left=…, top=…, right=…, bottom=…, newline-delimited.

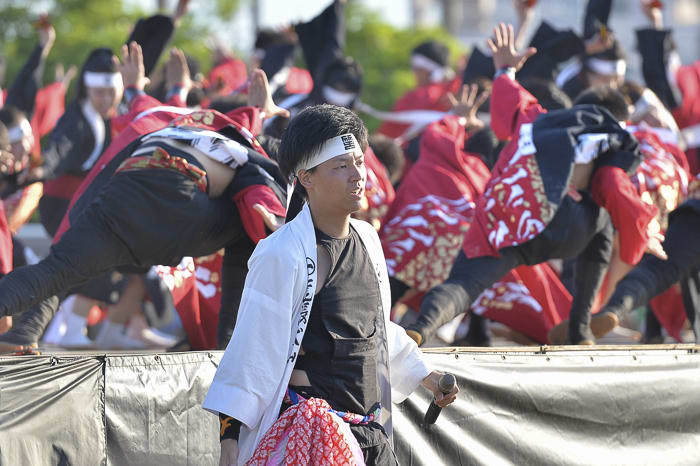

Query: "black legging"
left=0, top=167, right=247, bottom=317
left=217, top=237, right=256, bottom=348
left=602, top=209, right=700, bottom=340
left=408, top=193, right=613, bottom=344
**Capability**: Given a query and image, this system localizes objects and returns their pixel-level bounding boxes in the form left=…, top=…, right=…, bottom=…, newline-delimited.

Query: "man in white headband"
left=205, top=104, right=458, bottom=465
left=378, top=39, right=459, bottom=140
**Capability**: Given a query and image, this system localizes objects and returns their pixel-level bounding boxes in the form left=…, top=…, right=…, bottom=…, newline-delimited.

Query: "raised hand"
left=120, top=41, right=149, bottom=91
left=247, top=69, right=290, bottom=119
left=252, top=203, right=284, bottom=232
left=640, top=0, right=664, bottom=30
left=447, top=83, right=489, bottom=132
left=36, top=14, right=55, bottom=57
left=173, top=0, right=191, bottom=27
left=165, top=47, right=192, bottom=92
left=55, top=63, right=78, bottom=88
left=584, top=31, right=615, bottom=55
left=486, top=22, right=537, bottom=72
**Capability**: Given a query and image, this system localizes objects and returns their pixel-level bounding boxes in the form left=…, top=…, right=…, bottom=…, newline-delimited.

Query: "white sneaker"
left=125, top=313, right=177, bottom=349
left=95, top=321, right=149, bottom=350
left=139, top=327, right=178, bottom=349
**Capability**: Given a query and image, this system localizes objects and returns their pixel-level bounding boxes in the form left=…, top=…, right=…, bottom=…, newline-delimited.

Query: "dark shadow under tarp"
left=2, top=346, right=700, bottom=465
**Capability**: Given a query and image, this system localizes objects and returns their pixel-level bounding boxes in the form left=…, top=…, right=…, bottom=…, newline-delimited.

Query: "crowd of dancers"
left=0, top=0, right=698, bottom=356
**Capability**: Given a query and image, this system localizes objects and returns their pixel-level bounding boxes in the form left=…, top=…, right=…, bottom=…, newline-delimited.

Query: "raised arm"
left=583, top=0, right=613, bottom=40
left=4, top=16, right=55, bottom=118
left=125, top=0, right=190, bottom=78
left=486, top=23, right=541, bottom=140
left=635, top=0, right=682, bottom=110
left=295, top=0, right=346, bottom=83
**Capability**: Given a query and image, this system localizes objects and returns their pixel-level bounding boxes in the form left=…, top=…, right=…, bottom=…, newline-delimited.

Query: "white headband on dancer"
left=83, top=71, right=124, bottom=89
left=296, top=133, right=363, bottom=176
left=322, top=86, right=357, bottom=107
left=8, top=119, right=33, bottom=144
left=586, top=58, right=626, bottom=77
left=411, top=54, right=447, bottom=82
left=411, top=54, right=441, bottom=73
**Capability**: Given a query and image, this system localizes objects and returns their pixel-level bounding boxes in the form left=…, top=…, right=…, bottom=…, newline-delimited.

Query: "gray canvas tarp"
left=1, top=346, right=700, bottom=465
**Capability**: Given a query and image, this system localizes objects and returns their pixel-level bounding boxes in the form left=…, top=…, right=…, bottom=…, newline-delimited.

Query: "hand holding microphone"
left=422, top=372, right=458, bottom=425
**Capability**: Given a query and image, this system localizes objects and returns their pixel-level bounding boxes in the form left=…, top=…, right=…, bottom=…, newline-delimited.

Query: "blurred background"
left=1, top=0, right=698, bottom=130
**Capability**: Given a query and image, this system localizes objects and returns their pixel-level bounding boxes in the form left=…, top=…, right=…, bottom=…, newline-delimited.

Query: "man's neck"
left=309, top=203, right=351, bottom=238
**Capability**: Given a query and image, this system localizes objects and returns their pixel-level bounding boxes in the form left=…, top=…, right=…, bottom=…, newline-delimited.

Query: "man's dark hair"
left=278, top=104, right=368, bottom=182
left=618, top=80, right=645, bottom=107
left=573, top=85, right=630, bottom=121
left=412, top=40, right=449, bottom=67
left=323, top=56, right=363, bottom=95
left=77, top=47, right=118, bottom=101
left=256, top=134, right=281, bottom=162
left=0, top=105, right=27, bottom=129
left=0, top=121, right=9, bottom=150
left=185, top=86, right=207, bottom=107
left=464, top=127, right=504, bottom=171
left=368, top=133, right=405, bottom=185
left=520, top=77, right=572, bottom=111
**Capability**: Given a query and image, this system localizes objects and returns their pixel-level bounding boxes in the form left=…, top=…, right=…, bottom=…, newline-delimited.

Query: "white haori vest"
left=203, top=203, right=430, bottom=464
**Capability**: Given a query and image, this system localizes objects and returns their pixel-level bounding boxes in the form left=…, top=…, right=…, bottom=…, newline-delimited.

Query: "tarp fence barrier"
left=2, top=346, right=700, bottom=466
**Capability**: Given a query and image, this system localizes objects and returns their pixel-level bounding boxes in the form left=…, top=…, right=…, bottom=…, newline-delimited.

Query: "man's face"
left=587, top=71, right=622, bottom=89
left=301, top=152, right=367, bottom=215
left=8, top=118, right=34, bottom=163
left=412, top=66, right=432, bottom=87
left=87, top=86, right=123, bottom=118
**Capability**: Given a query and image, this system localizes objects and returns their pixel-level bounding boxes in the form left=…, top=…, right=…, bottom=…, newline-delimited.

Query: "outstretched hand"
left=248, top=69, right=290, bottom=119
left=641, top=0, right=664, bottom=30
left=165, top=47, right=192, bottom=91
left=55, top=63, right=78, bottom=88
left=173, top=0, right=191, bottom=27
left=37, top=14, right=55, bottom=56
left=584, top=31, right=615, bottom=56
left=253, top=203, right=284, bottom=232
left=447, top=84, right=489, bottom=132
left=646, top=220, right=667, bottom=260
left=120, top=41, right=149, bottom=90
left=486, top=22, right=537, bottom=72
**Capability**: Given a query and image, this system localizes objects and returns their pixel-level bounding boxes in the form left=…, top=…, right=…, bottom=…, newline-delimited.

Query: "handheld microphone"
left=423, top=373, right=456, bottom=425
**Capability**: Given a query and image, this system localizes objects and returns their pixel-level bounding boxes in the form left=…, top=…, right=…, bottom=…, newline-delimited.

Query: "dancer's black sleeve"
left=4, top=45, right=47, bottom=118
left=295, top=0, right=346, bottom=83
left=583, top=0, right=613, bottom=40
left=517, top=21, right=585, bottom=81
left=126, top=15, right=176, bottom=77
left=636, top=27, right=682, bottom=110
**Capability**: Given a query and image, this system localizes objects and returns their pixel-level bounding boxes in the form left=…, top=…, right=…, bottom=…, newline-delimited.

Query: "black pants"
left=217, top=238, right=255, bottom=348
left=38, top=195, right=72, bottom=238
left=0, top=168, right=248, bottom=321
left=603, top=209, right=700, bottom=340
left=11, top=235, right=27, bottom=269
left=409, top=193, right=613, bottom=343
